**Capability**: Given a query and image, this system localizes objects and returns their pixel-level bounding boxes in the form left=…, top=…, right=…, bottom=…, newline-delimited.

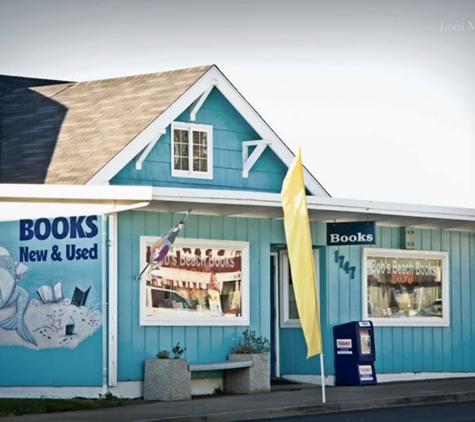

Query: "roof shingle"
left=0, top=65, right=212, bottom=184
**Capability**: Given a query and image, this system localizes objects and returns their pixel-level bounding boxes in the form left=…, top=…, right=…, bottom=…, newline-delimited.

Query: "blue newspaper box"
left=333, top=321, right=377, bottom=385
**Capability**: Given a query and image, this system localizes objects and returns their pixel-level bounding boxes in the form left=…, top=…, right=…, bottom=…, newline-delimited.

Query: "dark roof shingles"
left=0, top=65, right=212, bottom=184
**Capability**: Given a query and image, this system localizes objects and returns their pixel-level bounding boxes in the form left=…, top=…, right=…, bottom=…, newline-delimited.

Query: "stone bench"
left=188, top=359, right=253, bottom=372
left=189, top=355, right=269, bottom=394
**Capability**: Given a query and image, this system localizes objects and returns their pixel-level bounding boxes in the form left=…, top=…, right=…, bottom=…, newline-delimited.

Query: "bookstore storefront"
left=1, top=199, right=475, bottom=397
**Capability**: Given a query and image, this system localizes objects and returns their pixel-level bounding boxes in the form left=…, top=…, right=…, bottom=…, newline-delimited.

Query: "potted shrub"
left=226, top=329, right=271, bottom=394
left=143, top=342, right=191, bottom=401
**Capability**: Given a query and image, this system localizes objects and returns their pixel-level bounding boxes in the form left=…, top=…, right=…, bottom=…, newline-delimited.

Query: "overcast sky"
left=1, top=0, right=474, bottom=208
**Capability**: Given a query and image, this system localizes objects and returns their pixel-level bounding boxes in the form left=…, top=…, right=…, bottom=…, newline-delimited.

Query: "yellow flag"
left=281, top=148, right=322, bottom=358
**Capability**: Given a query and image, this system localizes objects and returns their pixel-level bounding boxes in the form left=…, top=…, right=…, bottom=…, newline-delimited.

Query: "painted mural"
left=0, top=216, right=102, bottom=350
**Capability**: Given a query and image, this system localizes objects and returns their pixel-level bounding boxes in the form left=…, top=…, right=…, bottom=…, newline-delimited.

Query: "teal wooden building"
left=0, top=66, right=474, bottom=398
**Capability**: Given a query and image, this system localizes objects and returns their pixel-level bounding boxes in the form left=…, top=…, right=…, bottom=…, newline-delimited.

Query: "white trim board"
left=0, top=382, right=144, bottom=399
left=86, top=66, right=329, bottom=197
left=108, top=213, right=118, bottom=386
left=282, top=371, right=475, bottom=387
left=0, top=183, right=152, bottom=201
left=148, top=186, right=475, bottom=220
left=143, top=186, right=475, bottom=231
left=2, top=372, right=474, bottom=398
left=376, top=372, right=475, bottom=383
left=0, top=386, right=110, bottom=399
left=0, top=184, right=152, bottom=222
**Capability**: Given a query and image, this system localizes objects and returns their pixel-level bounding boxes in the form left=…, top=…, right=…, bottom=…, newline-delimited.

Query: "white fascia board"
left=306, top=196, right=475, bottom=222
left=108, top=213, right=118, bottom=386
left=86, top=66, right=329, bottom=197
left=0, top=184, right=152, bottom=222
left=152, top=186, right=282, bottom=208
left=0, top=184, right=152, bottom=202
left=150, top=186, right=475, bottom=223
left=0, top=202, right=151, bottom=222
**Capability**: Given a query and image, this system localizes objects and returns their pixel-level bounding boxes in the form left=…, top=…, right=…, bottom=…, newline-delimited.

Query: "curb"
left=147, top=391, right=475, bottom=422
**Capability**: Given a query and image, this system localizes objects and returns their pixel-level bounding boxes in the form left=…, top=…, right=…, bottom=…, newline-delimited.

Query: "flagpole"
left=136, top=264, right=150, bottom=281
left=320, top=353, right=326, bottom=403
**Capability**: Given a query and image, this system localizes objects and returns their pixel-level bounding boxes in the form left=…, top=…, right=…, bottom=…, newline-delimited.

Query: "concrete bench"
left=188, top=360, right=253, bottom=372
left=189, top=360, right=254, bottom=394
left=189, top=357, right=269, bottom=394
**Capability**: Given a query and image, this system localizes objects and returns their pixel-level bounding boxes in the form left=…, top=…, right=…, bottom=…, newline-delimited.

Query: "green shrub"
left=230, top=329, right=271, bottom=354
left=156, top=342, right=186, bottom=359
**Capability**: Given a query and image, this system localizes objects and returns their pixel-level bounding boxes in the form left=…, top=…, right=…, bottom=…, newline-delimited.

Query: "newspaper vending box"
left=333, top=320, right=377, bottom=385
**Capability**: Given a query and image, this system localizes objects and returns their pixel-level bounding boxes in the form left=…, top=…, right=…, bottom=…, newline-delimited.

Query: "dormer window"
left=171, top=122, right=213, bottom=179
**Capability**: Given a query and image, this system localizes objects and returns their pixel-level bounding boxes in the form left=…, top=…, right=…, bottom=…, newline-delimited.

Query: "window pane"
left=288, top=264, right=299, bottom=319
left=366, top=255, right=443, bottom=319
left=144, top=245, right=243, bottom=319
left=173, top=129, right=189, bottom=171
left=192, top=131, right=208, bottom=172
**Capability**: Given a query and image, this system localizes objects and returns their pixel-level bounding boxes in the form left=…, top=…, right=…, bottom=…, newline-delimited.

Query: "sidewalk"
left=3, top=377, right=475, bottom=422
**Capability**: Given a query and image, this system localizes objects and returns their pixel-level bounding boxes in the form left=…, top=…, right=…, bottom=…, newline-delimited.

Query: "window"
left=171, top=122, right=213, bottom=179
left=363, top=248, right=449, bottom=327
left=279, top=250, right=320, bottom=328
left=139, top=237, right=249, bottom=326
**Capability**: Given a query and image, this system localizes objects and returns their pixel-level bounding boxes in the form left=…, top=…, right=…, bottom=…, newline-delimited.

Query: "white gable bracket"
left=242, top=140, right=272, bottom=178
left=189, top=80, right=218, bottom=121
left=135, top=128, right=166, bottom=170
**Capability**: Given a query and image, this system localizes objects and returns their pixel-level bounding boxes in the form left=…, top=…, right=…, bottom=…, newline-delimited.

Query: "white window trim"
left=139, top=237, right=249, bottom=326
left=362, top=248, right=450, bottom=327
left=171, top=122, right=213, bottom=180
left=279, top=249, right=320, bottom=328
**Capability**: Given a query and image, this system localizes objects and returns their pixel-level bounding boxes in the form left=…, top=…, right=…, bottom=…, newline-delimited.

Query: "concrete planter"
left=143, top=358, right=191, bottom=401
left=225, top=353, right=271, bottom=394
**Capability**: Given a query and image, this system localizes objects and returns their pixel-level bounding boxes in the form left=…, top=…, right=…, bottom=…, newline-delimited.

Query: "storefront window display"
left=363, top=248, right=449, bottom=327
left=139, top=237, right=249, bottom=326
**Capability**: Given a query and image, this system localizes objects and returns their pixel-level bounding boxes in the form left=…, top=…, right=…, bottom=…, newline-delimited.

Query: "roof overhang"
left=144, top=187, right=475, bottom=232
left=0, top=184, right=152, bottom=222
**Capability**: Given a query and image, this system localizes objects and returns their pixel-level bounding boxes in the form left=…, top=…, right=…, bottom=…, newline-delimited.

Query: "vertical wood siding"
left=117, top=211, right=280, bottom=381
left=277, top=222, right=324, bottom=375
left=118, top=210, right=475, bottom=380
left=324, top=226, right=475, bottom=376
left=111, top=89, right=289, bottom=192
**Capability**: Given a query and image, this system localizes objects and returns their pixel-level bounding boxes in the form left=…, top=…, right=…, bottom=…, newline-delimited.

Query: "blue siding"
left=117, top=211, right=276, bottom=381
left=322, top=226, right=475, bottom=376
left=117, top=209, right=475, bottom=380
left=274, top=222, right=325, bottom=377
left=111, top=89, right=288, bottom=192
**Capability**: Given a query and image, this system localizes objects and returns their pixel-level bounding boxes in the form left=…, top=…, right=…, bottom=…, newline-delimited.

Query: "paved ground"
left=3, top=377, right=475, bottom=422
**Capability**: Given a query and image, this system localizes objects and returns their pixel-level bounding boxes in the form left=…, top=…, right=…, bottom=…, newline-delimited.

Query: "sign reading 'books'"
left=327, top=221, right=376, bottom=246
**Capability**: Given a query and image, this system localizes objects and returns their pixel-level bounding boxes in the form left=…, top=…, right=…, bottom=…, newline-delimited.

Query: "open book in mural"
left=0, top=246, right=101, bottom=350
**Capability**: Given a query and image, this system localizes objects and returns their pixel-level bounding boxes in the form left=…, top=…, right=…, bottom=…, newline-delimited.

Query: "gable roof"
left=0, top=65, right=329, bottom=196
left=0, top=66, right=212, bottom=185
